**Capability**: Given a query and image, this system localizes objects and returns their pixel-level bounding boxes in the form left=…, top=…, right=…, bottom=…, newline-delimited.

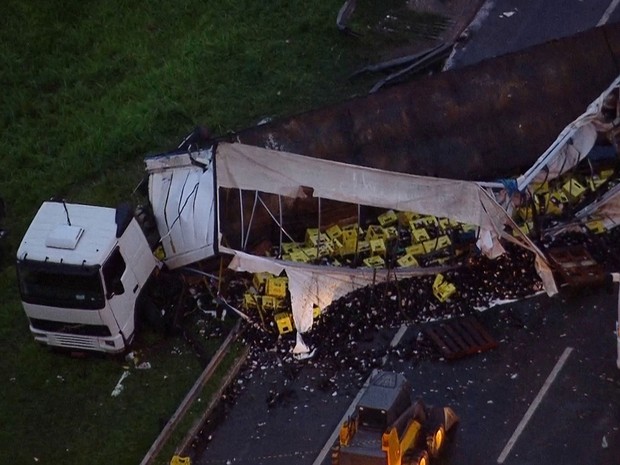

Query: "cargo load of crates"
left=242, top=272, right=322, bottom=335
left=512, top=164, right=619, bottom=238
left=269, top=209, right=479, bottom=270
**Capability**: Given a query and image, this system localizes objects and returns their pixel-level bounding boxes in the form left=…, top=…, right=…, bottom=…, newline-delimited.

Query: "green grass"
left=0, top=1, right=439, bottom=464
left=348, top=0, right=449, bottom=50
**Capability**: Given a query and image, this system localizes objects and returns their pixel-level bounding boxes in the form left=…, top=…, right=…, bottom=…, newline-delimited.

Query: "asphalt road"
left=193, top=5, right=620, bottom=465
left=447, top=0, right=620, bottom=69
left=392, top=290, right=620, bottom=465
left=194, top=289, right=619, bottom=465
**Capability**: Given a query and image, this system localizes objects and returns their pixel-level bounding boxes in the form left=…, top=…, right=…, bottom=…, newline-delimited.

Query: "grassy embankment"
left=0, top=1, right=445, bottom=464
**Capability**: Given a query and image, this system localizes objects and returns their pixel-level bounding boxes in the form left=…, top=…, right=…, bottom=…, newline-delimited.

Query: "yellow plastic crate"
left=461, top=224, right=477, bottom=233
left=562, top=178, right=586, bottom=201
left=281, top=242, right=301, bottom=253
left=318, top=241, right=335, bottom=257
left=305, top=228, right=319, bottom=245
left=357, top=240, right=370, bottom=254
left=512, top=222, right=533, bottom=237
left=274, top=312, right=294, bottom=334
left=517, top=206, right=533, bottom=222
left=377, top=210, right=398, bottom=227
left=398, top=211, right=419, bottom=227
left=341, top=227, right=358, bottom=242
left=302, top=247, right=318, bottom=260
left=413, top=216, right=437, bottom=228
left=429, top=256, right=450, bottom=266
left=585, top=220, right=606, bottom=234
left=261, top=295, right=280, bottom=311
left=265, top=277, right=288, bottom=298
left=365, top=225, right=385, bottom=241
left=383, top=226, right=398, bottom=241
left=288, top=250, right=309, bottom=263
left=422, top=235, right=451, bottom=253
left=312, top=304, right=322, bottom=319
left=342, top=223, right=361, bottom=233
left=529, top=181, right=550, bottom=195
left=331, top=237, right=343, bottom=252
left=170, top=456, right=191, bottom=465
left=544, top=191, right=568, bottom=215
left=306, top=232, right=329, bottom=247
left=600, top=168, right=615, bottom=179
left=405, top=243, right=426, bottom=256
left=432, top=274, right=456, bottom=302
left=438, top=218, right=452, bottom=231
left=243, top=292, right=259, bottom=310
left=326, top=224, right=343, bottom=241
left=397, top=254, right=419, bottom=267
left=363, top=256, right=385, bottom=268
left=369, top=238, right=386, bottom=256
left=586, top=175, right=607, bottom=191
left=411, top=227, right=430, bottom=243
left=252, top=272, right=273, bottom=290
left=338, top=234, right=359, bottom=256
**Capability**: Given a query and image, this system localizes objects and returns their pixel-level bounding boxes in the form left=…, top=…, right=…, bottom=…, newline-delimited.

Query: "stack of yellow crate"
left=377, top=210, right=398, bottom=227
left=273, top=209, right=481, bottom=270
left=432, top=273, right=457, bottom=302
left=244, top=272, right=294, bottom=334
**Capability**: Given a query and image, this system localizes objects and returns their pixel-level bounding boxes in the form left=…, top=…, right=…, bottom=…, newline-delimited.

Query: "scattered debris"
left=111, top=371, right=130, bottom=397
left=500, top=9, right=518, bottom=19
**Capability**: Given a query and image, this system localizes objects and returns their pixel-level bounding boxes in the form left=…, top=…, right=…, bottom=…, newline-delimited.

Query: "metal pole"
left=279, top=195, right=283, bottom=257
left=239, top=190, right=245, bottom=250
left=317, top=197, right=322, bottom=260
left=614, top=272, right=620, bottom=369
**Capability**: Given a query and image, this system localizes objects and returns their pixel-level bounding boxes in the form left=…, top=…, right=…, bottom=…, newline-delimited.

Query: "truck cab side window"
left=102, top=247, right=126, bottom=298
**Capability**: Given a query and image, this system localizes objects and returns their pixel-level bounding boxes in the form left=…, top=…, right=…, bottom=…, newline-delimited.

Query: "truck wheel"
left=405, top=449, right=429, bottom=465
left=426, top=424, right=445, bottom=458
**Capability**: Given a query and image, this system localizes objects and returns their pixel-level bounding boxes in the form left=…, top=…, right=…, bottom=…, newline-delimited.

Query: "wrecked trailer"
left=150, top=84, right=620, bottom=358
left=144, top=25, right=620, bottom=356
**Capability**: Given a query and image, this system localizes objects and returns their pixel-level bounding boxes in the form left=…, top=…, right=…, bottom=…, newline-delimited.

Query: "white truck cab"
left=16, top=201, right=157, bottom=353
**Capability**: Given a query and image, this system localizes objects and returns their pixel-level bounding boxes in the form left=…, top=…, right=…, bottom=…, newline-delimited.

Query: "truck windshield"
left=17, top=260, right=105, bottom=310
left=358, top=407, right=387, bottom=430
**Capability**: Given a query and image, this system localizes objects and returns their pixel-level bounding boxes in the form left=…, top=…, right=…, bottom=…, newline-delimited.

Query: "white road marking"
left=390, top=323, right=409, bottom=347
left=598, top=0, right=620, bottom=26
left=497, top=347, right=573, bottom=464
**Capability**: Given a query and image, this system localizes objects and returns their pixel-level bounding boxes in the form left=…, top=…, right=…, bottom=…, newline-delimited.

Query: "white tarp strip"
left=529, top=124, right=598, bottom=185
left=516, top=75, right=620, bottom=190
left=223, top=246, right=451, bottom=333
left=216, top=142, right=510, bottom=234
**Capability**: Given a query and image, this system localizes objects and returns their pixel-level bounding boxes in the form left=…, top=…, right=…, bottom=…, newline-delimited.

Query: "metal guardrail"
left=139, top=319, right=247, bottom=465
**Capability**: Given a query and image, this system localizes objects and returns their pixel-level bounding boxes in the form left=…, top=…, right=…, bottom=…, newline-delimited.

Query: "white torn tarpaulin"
left=516, top=75, right=620, bottom=191
left=216, top=142, right=511, bottom=238
left=215, top=142, right=518, bottom=265
left=223, top=246, right=451, bottom=334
